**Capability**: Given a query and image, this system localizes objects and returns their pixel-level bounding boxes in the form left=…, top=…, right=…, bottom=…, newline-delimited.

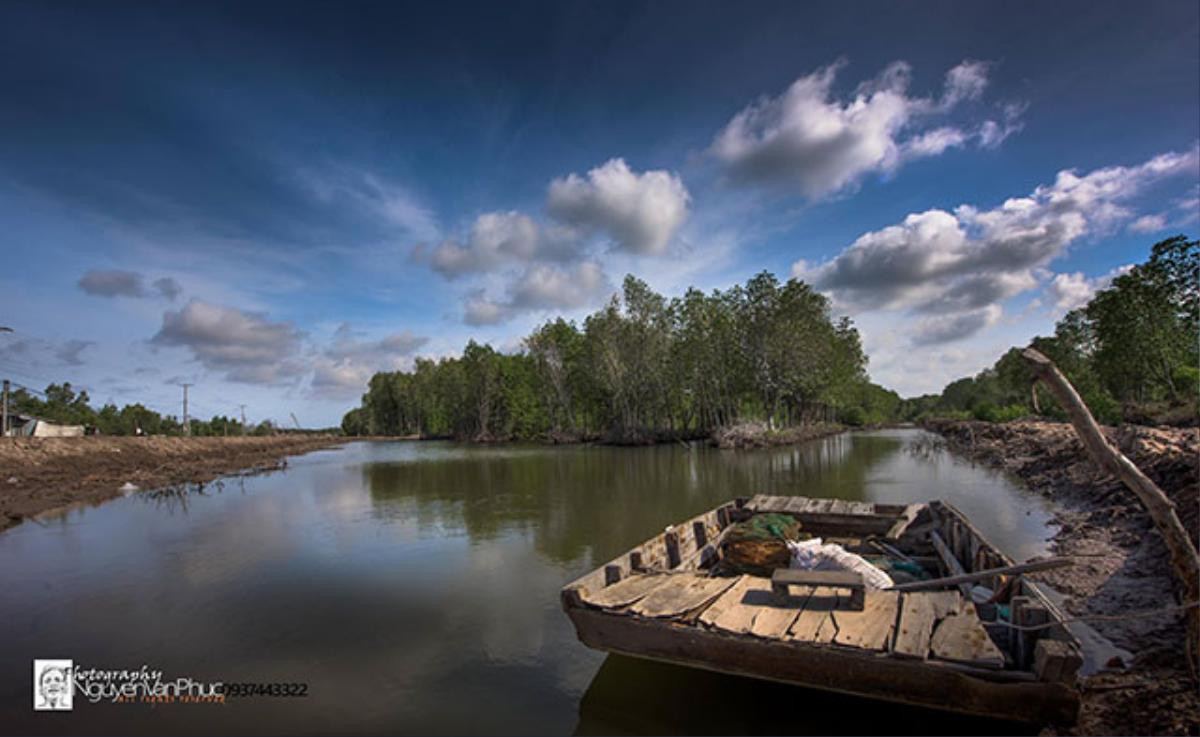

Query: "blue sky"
left=1, top=0, right=1197, bottom=427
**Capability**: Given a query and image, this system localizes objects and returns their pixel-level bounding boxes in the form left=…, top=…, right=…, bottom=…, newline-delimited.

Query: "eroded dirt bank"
left=0, top=435, right=345, bottom=531
left=926, top=419, right=1199, bottom=735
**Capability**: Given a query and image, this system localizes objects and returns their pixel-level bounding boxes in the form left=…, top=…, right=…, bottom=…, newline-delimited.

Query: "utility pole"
left=1, top=324, right=11, bottom=436
left=239, top=404, right=247, bottom=435
left=181, top=383, right=193, bottom=436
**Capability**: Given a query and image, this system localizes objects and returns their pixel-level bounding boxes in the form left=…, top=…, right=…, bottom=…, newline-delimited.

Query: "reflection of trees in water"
left=905, top=433, right=949, bottom=463
left=574, top=654, right=1030, bottom=736
left=136, top=477, right=247, bottom=516
left=361, top=433, right=905, bottom=568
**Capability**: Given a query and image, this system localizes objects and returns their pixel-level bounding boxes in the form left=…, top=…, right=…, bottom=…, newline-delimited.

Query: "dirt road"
left=0, top=435, right=345, bottom=531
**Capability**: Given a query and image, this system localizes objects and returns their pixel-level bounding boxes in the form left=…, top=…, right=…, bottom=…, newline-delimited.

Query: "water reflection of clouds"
left=464, top=540, right=548, bottom=663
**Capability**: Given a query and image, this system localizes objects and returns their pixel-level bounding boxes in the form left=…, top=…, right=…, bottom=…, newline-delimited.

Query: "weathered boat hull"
left=565, top=604, right=1077, bottom=724
left=561, top=495, right=1082, bottom=725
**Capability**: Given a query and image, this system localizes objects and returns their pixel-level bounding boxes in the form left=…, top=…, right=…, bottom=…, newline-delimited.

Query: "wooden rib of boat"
left=561, top=495, right=1082, bottom=725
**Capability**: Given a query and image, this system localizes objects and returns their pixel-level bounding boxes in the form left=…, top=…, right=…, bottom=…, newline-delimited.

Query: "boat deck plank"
left=698, top=575, right=806, bottom=638
left=748, top=592, right=805, bottom=639
left=629, top=574, right=738, bottom=618
left=832, top=590, right=900, bottom=651
left=891, top=591, right=939, bottom=659
left=928, top=591, right=963, bottom=619
left=580, top=573, right=675, bottom=609
left=787, top=586, right=842, bottom=643
left=698, top=575, right=757, bottom=632
left=931, top=611, right=1006, bottom=669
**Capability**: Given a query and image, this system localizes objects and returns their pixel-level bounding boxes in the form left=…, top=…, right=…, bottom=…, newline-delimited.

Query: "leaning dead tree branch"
left=1021, top=346, right=1200, bottom=678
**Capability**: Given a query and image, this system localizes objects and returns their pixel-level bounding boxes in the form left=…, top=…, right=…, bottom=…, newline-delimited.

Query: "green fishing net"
left=719, top=513, right=810, bottom=575
left=724, top=513, right=807, bottom=543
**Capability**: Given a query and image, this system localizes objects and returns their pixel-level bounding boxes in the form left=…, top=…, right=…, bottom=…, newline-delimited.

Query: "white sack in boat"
left=786, top=538, right=894, bottom=589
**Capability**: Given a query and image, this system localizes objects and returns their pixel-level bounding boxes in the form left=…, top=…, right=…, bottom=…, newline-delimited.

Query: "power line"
left=10, top=382, right=48, bottom=398
left=0, top=361, right=55, bottom=390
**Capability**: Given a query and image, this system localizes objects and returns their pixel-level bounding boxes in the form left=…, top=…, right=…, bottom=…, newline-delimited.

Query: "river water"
left=0, top=429, right=1056, bottom=735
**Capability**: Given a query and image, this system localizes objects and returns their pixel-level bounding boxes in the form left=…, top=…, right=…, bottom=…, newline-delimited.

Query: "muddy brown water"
left=0, top=429, right=1055, bottom=735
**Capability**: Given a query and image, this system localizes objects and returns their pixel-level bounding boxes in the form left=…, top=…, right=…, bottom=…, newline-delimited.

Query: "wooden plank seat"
left=771, top=568, right=865, bottom=610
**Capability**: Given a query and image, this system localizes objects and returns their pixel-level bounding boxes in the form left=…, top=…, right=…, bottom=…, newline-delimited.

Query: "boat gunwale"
left=564, top=601, right=1079, bottom=724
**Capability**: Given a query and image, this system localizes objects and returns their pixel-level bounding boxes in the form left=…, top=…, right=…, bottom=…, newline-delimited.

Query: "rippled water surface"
left=0, top=429, right=1055, bottom=735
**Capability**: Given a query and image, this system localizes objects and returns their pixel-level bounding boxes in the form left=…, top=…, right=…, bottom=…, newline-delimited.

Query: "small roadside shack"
left=4, top=413, right=85, bottom=437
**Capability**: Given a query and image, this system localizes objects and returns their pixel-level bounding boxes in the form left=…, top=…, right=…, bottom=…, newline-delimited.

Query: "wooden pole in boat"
left=1021, top=346, right=1200, bottom=678
left=888, top=557, right=1073, bottom=592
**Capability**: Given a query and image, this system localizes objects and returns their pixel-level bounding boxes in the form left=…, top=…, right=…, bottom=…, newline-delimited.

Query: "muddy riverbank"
left=0, top=435, right=345, bottom=531
left=926, top=419, right=1198, bottom=735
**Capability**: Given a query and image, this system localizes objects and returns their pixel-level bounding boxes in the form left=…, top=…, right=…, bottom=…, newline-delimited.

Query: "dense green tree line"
left=4, top=382, right=279, bottom=436
left=343, top=272, right=900, bottom=439
left=904, top=235, right=1199, bottom=425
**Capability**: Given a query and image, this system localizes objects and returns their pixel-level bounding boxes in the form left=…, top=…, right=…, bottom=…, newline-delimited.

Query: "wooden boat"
left=561, top=495, right=1083, bottom=725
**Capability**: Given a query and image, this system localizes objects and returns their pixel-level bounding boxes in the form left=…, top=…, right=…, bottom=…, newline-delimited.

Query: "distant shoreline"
left=0, top=435, right=345, bottom=532
left=349, top=421, right=854, bottom=449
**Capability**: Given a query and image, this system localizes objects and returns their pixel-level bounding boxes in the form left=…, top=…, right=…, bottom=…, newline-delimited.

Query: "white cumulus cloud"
left=310, top=323, right=430, bottom=398
left=463, top=262, right=612, bottom=326
left=799, top=146, right=1199, bottom=345
left=546, top=158, right=689, bottom=254
left=1046, top=264, right=1134, bottom=312
left=152, top=299, right=305, bottom=384
left=912, top=305, right=1002, bottom=346
left=430, top=211, right=546, bottom=278
left=710, top=59, right=1018, bottom=197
